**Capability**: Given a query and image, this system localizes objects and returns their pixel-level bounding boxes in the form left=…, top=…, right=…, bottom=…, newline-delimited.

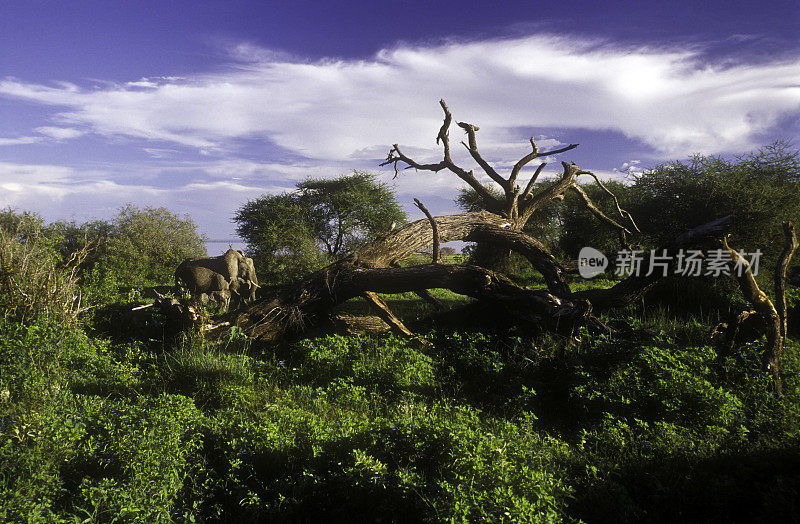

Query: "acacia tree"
left=296, top=171, right=406, bottom=257
left=235, top=171, right=406, bottom=284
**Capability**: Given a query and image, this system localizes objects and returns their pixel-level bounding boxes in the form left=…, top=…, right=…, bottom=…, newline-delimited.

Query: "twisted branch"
left=510, top=138, right=578, bottom=190
left=414, top=198, right=440, bottom=264
left=578, top=171, right=641, bottom=233
left=569, top=185, right=633, bottom=249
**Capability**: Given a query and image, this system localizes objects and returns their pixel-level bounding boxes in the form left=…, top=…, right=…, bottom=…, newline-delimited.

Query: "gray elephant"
left=199, top=289, right=232, bottom=311
left=175, top=265, right=235, bottom=311
left=175, top=249, right=259, bottom=303
left=176, top=249, right=259, bottom=300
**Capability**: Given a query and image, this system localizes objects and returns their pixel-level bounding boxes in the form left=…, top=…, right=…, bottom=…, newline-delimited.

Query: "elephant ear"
left=222, top=249, right=243, bottom=280
left=244, top=257, right=257, bottom=282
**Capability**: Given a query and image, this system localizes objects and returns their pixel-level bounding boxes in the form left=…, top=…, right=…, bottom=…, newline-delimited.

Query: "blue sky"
left=1, top=0, right=798, bottom=249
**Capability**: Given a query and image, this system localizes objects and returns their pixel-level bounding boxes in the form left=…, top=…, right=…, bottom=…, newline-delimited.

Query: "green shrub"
left=0, top=214, right=92, bottom=324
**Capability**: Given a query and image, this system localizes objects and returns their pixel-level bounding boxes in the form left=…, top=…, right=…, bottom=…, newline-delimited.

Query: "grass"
left=1, top=274, right=799, bottom=522
left=336, top=288, right=473, bottom=320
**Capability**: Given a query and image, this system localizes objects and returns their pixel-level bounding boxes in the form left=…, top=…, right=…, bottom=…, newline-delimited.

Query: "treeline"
left=463, top=141, right=800, bottom=284
left=3, top=144, right=799, bottom=323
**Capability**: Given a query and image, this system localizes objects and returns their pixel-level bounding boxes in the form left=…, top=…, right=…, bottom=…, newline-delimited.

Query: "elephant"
left=199, top=289, right=232, bottom=311
left=175, top=265, right=235, bottom=311
left=175, top=249, right=259, bottom=304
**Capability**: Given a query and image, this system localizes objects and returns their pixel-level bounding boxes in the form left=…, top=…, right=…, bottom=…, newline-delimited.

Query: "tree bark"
left=234, top=261, right=591, bottom=341
left=720, top=236, right=784, bottom=394
left=233, top=213, right=738, bottom=343
left=775, top=221, right=798, bottom=341
left=361, top=291, right=417, bottom=339
left=332, top=314, right=391, bottom=336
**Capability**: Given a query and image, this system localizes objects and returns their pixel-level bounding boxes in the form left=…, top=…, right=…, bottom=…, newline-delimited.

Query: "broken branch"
left=721, top=235, right=783, bottom=394
left=577, top=171, right=641, bottom=233
left=569, top=185, right=632, bottom=249
left=457, top=121, right=507, bottom=190
left=414, top=199, right=440, bottom=264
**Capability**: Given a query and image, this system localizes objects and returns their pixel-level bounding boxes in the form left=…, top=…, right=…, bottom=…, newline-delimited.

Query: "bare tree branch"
left=380, top=101, right=503, bottom=214
left=577, top=171, right=641, bottom=233
left=414, top=198, right=440, bottom=264
left=510, top=140, right=579, bottom=189
left=519, top=162, right=581, bottom=224
left=380, top=144, right=448, bottom=177
left=509, top=137, right=541, bottom=190
left=569, top=185, right=632, bottom=249
left=435, top=99, right=452, bottom=158
left=457, top=121, right=508, bottom=190
left=721, top=236, right=783, bottom=394
left=362, top=291, right=422, bottom=342
left=520, top=162, right=548, bottom=201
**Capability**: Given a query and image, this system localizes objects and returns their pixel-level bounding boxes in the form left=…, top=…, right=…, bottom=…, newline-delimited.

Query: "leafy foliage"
left=558, top=179, right=634, bottom=258
left=296, top=172, right=406, bottom=257
left=3, top=143, right=800, bottom=522
left=0, top=210, right=94, bottom=323
left=102, top=204, right=208, bottom=288
left=628, top=142, right=800, bottom=260
left=234, top=193, right=330, bottom=286
left=235, top=171, right=406, bottom=285
left=2, top=305, right=798, bottom=522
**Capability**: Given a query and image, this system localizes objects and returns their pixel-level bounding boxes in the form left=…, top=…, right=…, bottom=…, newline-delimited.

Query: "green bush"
left=101, top=204, right=208, bottom=288
left=0, top=212, right=91, bottom=323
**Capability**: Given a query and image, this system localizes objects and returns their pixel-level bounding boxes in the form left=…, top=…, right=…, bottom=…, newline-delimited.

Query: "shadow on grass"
left=196, top=425, right=444, bottom=521
left=569, top=447, right=800, bottom=523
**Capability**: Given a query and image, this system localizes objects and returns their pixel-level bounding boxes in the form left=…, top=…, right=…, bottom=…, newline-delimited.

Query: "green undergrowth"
left=2, top=303, right=799, bottom=522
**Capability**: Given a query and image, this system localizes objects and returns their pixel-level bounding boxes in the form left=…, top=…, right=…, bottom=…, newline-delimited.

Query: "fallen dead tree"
left=232, top=212, right=735, bottom=338
left=232, top=101, right=707, bottom=339
left=205, top=100, right=789, bottom=393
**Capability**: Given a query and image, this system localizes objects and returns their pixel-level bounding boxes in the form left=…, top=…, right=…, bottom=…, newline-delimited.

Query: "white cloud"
left=613, top=160, right=644, bottom=178
left=0, top=127, right=85, bottom=145
left=34, top=126, right=86, bottom=140
left=143, top=147, right=179, bottom=158
left=0, top=161, right=270, bottom=239
left=1, top=33, right=798, bottom=239
left=0, top=34, right=797, bottom=161
left=125, top=78, right=159, bottom=89
left=0, top=136, right=43, bottom=146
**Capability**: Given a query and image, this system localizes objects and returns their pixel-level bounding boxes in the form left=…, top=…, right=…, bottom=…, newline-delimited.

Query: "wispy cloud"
left=0, top=136, right=43, bottom=146
left=34, top=126, right=86, bottom=140
left=0, top=161, right=268, bottom=233
left=1, top=33, right=798, bottom=239
left=1, top=34, right=797, bottom=161
left=0, top=126, right=85, bottom=146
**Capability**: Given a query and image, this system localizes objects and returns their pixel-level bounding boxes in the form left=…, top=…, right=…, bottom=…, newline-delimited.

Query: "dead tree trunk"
left=233, top=214, right=734, bottom=342
left=234, top=258, right=594, bottom=341
left=720, top=236, right=784, bottom=394
left=380, top=100, right=637, bottom=236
